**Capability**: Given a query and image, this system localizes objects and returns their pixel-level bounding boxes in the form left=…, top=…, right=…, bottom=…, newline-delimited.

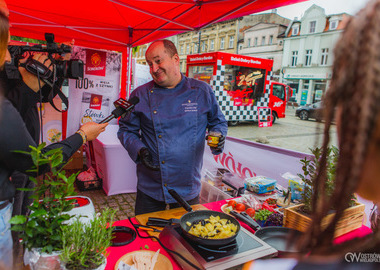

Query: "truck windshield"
left=188, top=65, right=214, bottom=84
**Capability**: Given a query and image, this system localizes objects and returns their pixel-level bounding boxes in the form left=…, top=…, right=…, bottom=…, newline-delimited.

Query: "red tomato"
left=246, top=208, right=255, bottom=217
left=227, top=200, right=237, bottom=208
left=235, top=203, right=246, bottom=212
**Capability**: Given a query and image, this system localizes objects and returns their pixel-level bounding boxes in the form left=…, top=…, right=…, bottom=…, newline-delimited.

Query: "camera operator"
left=0, top=1, right=108, bottom=269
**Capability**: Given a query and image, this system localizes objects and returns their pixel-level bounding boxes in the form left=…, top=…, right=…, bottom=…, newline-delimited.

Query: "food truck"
left=186, top=52, right=291, bottom=126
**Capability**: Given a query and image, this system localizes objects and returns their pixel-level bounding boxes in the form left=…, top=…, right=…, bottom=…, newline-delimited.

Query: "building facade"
left=239, top=22, right=289, bottom=75
left=281, top=5, right=350, bottom=105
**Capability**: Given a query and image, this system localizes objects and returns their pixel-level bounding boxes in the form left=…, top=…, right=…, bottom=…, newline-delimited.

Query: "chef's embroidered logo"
left=90, top=94, right=102, bottom=110
left=182, top=101, right=198, bottom=112
left=86, top=49, right=106, bottom=76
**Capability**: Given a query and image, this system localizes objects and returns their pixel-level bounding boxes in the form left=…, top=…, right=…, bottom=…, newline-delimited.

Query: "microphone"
left=99, top=96, right=139, bottom=124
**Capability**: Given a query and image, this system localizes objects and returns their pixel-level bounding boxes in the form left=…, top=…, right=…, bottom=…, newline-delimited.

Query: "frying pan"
left=168, top=189, right=241, bottom=247
left=230, top=210, right=303, bottom=255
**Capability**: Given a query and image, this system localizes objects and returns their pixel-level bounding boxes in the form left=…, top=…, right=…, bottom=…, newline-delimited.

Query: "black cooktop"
left=173, top=225, right=264, bottom=262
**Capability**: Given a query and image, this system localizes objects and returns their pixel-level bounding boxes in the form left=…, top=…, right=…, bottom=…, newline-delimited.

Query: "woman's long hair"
left=298, top=0, right=380, bottom=255
left=0, top=10, right=9, bottom=115
left=0, top=10, right=8, bottom=67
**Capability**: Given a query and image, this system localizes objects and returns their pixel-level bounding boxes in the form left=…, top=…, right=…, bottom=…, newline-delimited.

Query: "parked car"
left=295, top=102, right=323, bottom=121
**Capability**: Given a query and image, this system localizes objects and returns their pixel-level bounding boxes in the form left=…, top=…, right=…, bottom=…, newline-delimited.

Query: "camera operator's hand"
left=18, top=53, right=53, bottom=93
left=55, top=39, right=75, bottom=61
left=139, top=147, right=160, bottom=171
left=79, top=122, right=108, bottom=142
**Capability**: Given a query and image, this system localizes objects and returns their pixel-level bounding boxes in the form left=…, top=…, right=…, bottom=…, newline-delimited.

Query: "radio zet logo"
left=90, top=94, right=102, bottom=110
left=86, top=49, right=106, bottom=76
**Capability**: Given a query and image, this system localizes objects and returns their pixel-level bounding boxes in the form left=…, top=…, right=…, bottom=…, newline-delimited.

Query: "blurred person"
left=118, top=39, right=227, bottom=215
left=0, top=2, right=108, bottom=269
left=245, top=1, right=380, bottom=269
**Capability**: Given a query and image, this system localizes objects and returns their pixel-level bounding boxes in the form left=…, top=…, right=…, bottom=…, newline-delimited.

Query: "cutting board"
left=135, top=204, right=208, bottom=238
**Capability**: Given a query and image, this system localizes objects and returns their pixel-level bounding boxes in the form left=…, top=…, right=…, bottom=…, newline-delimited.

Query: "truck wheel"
left=228, top=121, right=239, bottom=126
left=271, top=112, right=277, bottom=124
left=299, top=111, right=309, bottom=120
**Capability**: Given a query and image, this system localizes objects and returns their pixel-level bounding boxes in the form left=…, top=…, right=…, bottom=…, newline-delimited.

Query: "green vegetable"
left=254, top=209, right=273, bottom=221
left=144, top=244, right=150, bottom=249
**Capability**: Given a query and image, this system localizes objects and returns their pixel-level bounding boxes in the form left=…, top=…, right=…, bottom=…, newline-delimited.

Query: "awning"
left=6, top=0, right=308, bottom=95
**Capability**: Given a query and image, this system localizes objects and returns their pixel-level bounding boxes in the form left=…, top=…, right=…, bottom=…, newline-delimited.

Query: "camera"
left=5, top=33, right=84, bottom=85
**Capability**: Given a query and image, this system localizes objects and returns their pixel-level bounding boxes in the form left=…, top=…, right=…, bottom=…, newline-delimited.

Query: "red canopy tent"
left=6, top=0, right=307, bottom=97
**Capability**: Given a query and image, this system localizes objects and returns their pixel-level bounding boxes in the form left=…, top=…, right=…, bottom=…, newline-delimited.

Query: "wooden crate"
left=283, top=203, right=365, bottom=237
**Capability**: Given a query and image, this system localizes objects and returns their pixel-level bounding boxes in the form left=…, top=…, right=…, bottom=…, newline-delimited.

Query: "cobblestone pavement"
left=80, top=106, right=337, bottom=220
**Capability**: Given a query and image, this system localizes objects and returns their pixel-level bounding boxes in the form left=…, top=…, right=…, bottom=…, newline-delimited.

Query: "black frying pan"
left=168, top=189, right=241, bottom=246
left=230, top=210, right=303, bottom=255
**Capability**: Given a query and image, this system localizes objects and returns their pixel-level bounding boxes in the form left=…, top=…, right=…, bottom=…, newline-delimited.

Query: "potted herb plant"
left=60, top=207, right=117, bottom=270
left=9, top=143, right=78, bottom=268
left=283, top=146, right=365, bottom=237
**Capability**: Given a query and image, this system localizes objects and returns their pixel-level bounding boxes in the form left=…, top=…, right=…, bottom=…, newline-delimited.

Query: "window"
left=229, top=36, right=234, bottom=48
left=292, top=25, right=299, bottom=36
left=305, top=49, right=312, bottom=66
left=291, top=51, right=298, bottom=66
left=247, top=38, right=251, bottom=47
left=194, top=43, right=198, bottom=53
left=210, top=40, right=214, bottom=50
left=272, top=84, right=285, bottom=100
left=201, top=41, right=206, bottom=52
left=180, top=45, right=184, bottom=55
left=261, top=36, right=266, bottom=45
left=309, top=21, right=316, bottom=33
left=254, top=37, right=258, bottom=46
left=269, top=35, right=273, bottom=45
left=220, top=37, right=225, bottom=49
left=186, top=44, right=190, bottom=54
left=330, top=20, right=338, bottom=30
left=321, top=48, right=329, bottom=65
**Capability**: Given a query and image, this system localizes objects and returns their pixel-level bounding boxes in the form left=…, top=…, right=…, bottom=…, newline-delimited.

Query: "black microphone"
left=99, top=96, right=139, bottom=124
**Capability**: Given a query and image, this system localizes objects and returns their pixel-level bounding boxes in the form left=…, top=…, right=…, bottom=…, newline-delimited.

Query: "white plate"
left=43, top=120, right=62, bottom=145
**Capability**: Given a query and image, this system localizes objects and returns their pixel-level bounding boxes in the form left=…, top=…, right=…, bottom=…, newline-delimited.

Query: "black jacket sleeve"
left=0, top=98, right=83, bottom=177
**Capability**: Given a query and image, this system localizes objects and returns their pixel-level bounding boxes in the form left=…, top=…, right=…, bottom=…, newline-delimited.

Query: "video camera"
left=5, top=33, right=84, bottom=86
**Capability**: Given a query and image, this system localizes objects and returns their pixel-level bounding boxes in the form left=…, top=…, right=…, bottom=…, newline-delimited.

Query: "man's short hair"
left=149, top=39, right=178, bottom=57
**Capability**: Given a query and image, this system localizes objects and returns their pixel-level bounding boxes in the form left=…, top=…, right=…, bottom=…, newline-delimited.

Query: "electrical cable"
left=37, top=68, right=44, bottom=143
left=127, top=217, right=202, bottom=270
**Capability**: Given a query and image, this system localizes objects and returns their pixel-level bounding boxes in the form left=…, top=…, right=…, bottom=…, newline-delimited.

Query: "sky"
left=268, top=0, right=371, bottom=20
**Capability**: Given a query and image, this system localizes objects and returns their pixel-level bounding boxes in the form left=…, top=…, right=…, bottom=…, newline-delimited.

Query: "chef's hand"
left=139, top=147, right=160, bottom=171
left=208, top=135, right=225, bottom=154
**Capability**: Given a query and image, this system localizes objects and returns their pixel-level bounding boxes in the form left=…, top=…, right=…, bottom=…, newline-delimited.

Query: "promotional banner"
left=132, top=59, right=152, bottom=91
left=202, top=137, right=312, bottom=188
left=67, top=46, right=122, bottom=136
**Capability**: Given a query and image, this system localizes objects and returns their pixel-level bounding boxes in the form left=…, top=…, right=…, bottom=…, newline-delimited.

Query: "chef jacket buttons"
left=161, top=161, right=165, bottom=164
left=153, top=110, right=157, bottom=114
left=158, top=135, right=162, bottom=138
